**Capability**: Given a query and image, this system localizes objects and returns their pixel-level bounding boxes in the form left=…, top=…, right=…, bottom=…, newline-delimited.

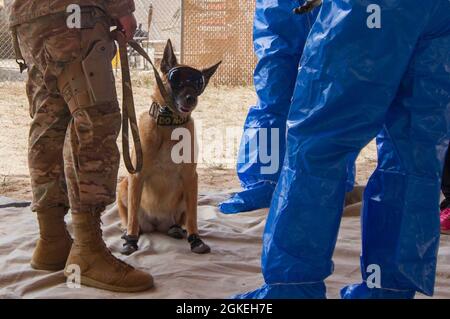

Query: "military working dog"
left=118, top=39, right=221, bottom=255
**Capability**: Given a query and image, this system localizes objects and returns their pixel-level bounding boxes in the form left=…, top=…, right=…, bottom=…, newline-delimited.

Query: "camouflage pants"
left=17, top=13, right=121, bottom=213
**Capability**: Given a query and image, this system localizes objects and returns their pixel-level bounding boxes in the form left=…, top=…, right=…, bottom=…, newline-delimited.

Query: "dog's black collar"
left=149, top=102, right=190, bottom=126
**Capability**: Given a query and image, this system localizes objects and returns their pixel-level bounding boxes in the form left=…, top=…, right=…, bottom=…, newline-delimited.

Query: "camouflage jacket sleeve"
left=104, top=0, right=135, bottom=19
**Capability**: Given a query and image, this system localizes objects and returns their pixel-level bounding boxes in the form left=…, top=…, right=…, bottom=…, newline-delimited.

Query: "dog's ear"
left=161, top=39, right=177, bottom=74
left=202, top=61, right=222, bottom=87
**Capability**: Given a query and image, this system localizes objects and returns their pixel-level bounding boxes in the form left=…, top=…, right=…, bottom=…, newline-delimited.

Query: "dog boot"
left=167, top=225, right=187, bottom=239
left=65, top=211, right=153, bottom=292
left=121, top=232, right=139, bottom=256
left=188, top=234, right=211, bottom=254
left=31, top=207, right=73, bottom=271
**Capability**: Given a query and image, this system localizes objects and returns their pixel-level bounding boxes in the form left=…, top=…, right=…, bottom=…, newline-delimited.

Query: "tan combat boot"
left=31, top=207, right=73, bottom=271
left=64, top=212, right=153, bottom=292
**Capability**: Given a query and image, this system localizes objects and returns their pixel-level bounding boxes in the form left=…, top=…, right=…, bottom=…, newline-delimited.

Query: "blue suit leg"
left=219, top=0, right=318, bottom=214
left=233, top=0, right=444, bottom=299
left=343, top=7, right=450, bottom=298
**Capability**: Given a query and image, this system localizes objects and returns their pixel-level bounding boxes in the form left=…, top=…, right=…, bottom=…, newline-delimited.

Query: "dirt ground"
left=0, top=78, right=377, bottom=201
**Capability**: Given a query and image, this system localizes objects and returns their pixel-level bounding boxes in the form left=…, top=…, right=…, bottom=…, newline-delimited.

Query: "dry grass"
left=0, top=79, right=376, bottom=201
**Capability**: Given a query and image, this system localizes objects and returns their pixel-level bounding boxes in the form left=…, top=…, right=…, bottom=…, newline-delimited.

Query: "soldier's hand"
left=118, top=14, right=137, bottom=42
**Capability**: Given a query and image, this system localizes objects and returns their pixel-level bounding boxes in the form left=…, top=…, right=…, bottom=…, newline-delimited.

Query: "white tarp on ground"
left=0, top=194, right=449, bottom=299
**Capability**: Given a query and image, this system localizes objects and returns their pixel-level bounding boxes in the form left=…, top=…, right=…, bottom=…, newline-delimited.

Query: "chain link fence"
left=0, top=0, right=182, bottom=80
left=0, top=0, right=256, bottom=86
left=125, top=0, right=181, bottom=71
left=0, top=0, right=22, bottom=81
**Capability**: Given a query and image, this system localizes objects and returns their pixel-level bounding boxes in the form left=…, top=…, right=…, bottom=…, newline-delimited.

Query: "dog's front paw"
left=188, top=234, right=211, bottom=254
left=168, top=225, right=187, bottom=239
left=121, top=233, right=139, bottom=255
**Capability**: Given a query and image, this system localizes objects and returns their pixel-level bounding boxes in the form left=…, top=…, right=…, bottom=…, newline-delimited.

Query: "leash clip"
left=16, top=59, right=28, bottom=73
left=11, top=27, right=28, bottom=73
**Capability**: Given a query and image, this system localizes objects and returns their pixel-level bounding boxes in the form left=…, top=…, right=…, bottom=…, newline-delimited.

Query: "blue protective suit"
left=234, top=0, right=450, bottom=299
left=219, top=1, right=319, bottom=214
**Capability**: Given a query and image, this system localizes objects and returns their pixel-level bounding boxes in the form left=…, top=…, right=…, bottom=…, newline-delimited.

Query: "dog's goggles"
left=168, top=66, right=205, bottom=95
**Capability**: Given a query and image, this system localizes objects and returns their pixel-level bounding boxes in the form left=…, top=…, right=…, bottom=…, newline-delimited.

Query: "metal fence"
left=0, top=0, right=22, bottom=81
left=129, top=0, right=182, bottom=70
left=0, top=0, right=182, bottom=80
left=0, top=0, right=256, bottom=86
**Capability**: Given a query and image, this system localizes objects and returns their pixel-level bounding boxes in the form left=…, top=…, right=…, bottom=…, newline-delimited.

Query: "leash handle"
left=115, top=31, right=143, bottom=174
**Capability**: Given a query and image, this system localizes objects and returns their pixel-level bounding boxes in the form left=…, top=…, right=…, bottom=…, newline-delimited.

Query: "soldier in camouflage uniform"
left=9, top=0, right=153, bottom=292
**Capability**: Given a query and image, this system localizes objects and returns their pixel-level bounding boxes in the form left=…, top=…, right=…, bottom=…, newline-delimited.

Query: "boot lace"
left=91, top=212, right=135, bottom=271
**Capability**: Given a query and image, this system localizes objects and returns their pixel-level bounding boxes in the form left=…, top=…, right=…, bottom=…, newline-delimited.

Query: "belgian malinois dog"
left=117, top=39, right=221, bottom=256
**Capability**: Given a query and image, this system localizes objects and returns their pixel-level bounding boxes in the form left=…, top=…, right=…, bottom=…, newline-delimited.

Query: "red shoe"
left=440, top=207, right=450, bottom=235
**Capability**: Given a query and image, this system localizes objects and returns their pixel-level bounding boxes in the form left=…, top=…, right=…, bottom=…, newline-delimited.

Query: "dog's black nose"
left=186, top=95, right=196, bottom=106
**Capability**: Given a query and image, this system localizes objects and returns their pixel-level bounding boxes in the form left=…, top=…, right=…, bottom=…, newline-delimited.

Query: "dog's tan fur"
left=117, top=40, right=220, bottom=254
left=117, top=116, right=197, bottom=236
